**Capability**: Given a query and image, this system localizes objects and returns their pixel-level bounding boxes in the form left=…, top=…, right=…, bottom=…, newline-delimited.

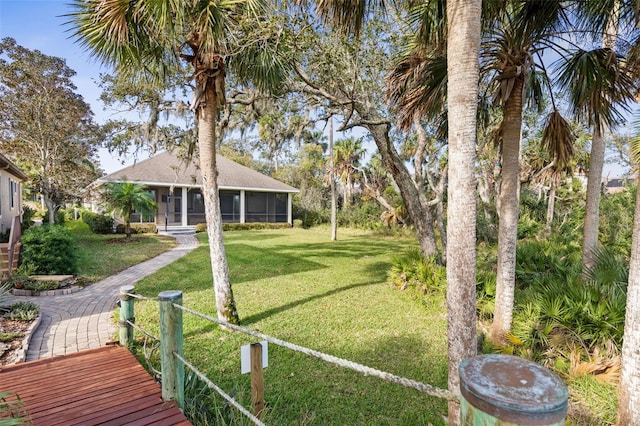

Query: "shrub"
left=21, top=225, right=78, bottom=275
left=223, top=222, right=292, bottom=231
left=388, top=249, right=446, bottom=294
left=195, top=223, right=207, bottom=233
left=42, top=209, right=66, bottom=225
left=21, top=205, right=36, bottom=231
left=81, top=211, right=114, bottom=234
left=115, top=223, right=157, bottom=234
left=4, top=301, right=39, bottom=321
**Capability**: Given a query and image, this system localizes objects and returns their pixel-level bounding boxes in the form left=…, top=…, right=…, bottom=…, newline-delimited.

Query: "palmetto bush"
left=486, top=240, right=627, bottom=371
left=388, top=249, right=446, bottom=294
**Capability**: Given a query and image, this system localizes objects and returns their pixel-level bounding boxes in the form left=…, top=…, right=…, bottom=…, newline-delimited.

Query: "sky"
left=0, top=0, right=150, bottom=174
left=0, top=0, right=633, bottom=177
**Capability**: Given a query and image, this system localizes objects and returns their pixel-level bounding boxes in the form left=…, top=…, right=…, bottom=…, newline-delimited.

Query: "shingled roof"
left=99, top=151, right=297, bottom=193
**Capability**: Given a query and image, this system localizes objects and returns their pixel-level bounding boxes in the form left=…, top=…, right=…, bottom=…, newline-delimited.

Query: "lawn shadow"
left=240, top=280, right=378, bottom=325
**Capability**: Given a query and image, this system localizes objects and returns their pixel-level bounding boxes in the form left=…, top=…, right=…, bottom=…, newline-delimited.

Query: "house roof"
left=99, top=151, right=298, bottom=193
left=0, top=152, right=29, bottom=181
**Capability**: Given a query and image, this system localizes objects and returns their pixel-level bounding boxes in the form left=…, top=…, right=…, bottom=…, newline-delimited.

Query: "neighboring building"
left=603, top=177, right=635, bottom=194
left=96, top=151, right=298, bottom=227
left=0, top=152, right=28, bottom=234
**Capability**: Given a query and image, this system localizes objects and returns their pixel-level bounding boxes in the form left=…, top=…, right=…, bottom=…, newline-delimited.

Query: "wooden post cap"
left=159, top=290, right=183, bottom=301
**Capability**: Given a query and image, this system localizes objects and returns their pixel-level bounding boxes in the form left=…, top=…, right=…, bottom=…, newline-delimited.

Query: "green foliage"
left=0, top=391, right=30, bottom=425
left=195, top=223, right=207, bottom=233
left=292, top=206, right=329, bottom=228
left=337, top=200, right=383, bottom=229
left=21, top=205, right=36, bottom=231
left=43, top=209, right=66, bottom=225
left=115, top=223, right=157, bottom=234
left=389, top=249, right=446, bottom=294
left=599, top=187, right=635, bottom=255
left=81, top=211, right=114, bottom=234
left=20, top=225, right=78, bottom=275
left=101, top=182, right=156, bottom=238
left=222, top=222, right=292, bottom=231
left=23, top=280, right=61, bottom=292
left=4, top=301, right=39, bottom=321
left=0, top=332, right=22, bottom=343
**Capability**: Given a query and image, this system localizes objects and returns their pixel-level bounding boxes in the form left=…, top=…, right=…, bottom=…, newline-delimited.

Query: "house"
left=97, top=151, right=298, bottom=227
left=0, top=152, right=28, bottom=234
left=0, top=152, right=28, bottom=275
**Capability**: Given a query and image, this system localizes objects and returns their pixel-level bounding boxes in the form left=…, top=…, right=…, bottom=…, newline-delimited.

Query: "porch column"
left=181, top=187, right=188, bottom=226
left=288, top=193, right=292, bottom=225
left=240, top=190, right=246, bottom=224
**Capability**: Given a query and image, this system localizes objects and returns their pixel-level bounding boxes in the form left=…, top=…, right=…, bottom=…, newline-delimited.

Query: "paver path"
left=6, top=233, right=198, bottom=361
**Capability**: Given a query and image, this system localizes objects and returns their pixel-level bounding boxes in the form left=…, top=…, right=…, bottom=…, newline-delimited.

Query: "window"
left=220, top=191, right=240, bottom=222
left=9, top=179, right=17, bottom=210
left=245, top=192, right=287, bottom=223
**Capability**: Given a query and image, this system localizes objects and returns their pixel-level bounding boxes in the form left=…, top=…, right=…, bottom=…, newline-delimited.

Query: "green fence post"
left=159, top=290, right=184, bottom=410
left=118, top=285, right=135, bottom=349
left=459, top=354, right=568, bottom=425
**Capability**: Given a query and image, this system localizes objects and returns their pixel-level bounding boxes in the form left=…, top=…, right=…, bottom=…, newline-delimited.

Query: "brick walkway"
left=5, top=233, right=198, bottom=361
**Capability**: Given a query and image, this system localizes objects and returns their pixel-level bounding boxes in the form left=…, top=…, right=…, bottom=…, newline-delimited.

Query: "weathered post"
left=459, top=354, right=568, bottom=425
left=250, top=342, right=265, bottom=419
left=118, top=285, right=135, bottom=349
left=159, top=290, right=184, bottom=410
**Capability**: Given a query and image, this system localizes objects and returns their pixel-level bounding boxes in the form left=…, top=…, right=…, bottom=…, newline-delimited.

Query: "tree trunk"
left=617, top=171, right=640, bottom=425
left=446, top=1, right=481, bottom=424
left=363, top=116, right=439, bottom=258
left=491, top=77, right=524, bottom=344
left=583, top=7, right=618, bottom=274
left=329, top=117, right=337, bottom=241
left=582, top=128, right=605, bottom=273
left=198, top=82, right=239, bottom=325
left=546, top=180, right=556, bottom=229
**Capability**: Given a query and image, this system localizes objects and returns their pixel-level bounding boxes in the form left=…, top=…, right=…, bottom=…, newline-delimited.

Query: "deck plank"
left=0, top=346, right=191, bottom=426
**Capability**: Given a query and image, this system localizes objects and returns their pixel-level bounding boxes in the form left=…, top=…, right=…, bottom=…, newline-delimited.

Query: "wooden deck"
left=0, top=346, right=191, bottom=425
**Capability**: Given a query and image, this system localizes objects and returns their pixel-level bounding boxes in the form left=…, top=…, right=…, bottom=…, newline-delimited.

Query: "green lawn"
left=131, top=227, right=450, bottom=425
left=69, top=220, right=176, bottom=283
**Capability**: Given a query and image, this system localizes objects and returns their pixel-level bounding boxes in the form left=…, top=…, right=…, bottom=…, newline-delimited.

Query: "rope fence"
left=118, top=287, right=457, bottom=426
left=175, top=303, right=457, bottom=402
left=173, top=352, right=266, bottom=426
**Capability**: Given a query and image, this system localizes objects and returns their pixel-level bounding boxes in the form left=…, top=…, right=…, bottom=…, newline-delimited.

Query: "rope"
left=127, top=320, right=159, bottom=341
left=124, top=292, right=155, bottom=301
left=173, top=352, right=266, bottom=426
left=174, top=304, right=457, bottom=402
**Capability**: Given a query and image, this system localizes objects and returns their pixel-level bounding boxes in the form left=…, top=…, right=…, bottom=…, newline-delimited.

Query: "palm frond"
left=555, top=48, right=635, bottom=133
left=312, top=0, right=385, bottom=37
left=541, top=110, right=575, bottom=168
left=385, top=51, right=447, bottom=130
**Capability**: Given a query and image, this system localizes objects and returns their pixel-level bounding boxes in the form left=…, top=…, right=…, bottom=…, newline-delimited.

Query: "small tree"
left=102, top=182, right=156, bottom=239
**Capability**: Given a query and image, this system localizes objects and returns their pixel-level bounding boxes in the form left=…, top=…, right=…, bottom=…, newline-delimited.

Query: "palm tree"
left=444, top=2, right=482, bottom=423
left=563, top=0, right=635, bottom=274
left=68, top=0, right=287, bottom=324
left=102, top=181, right=156, bottom=239
left=617, top=132, right=640, bottom=425
left=333, top=137, right=364, bottom=207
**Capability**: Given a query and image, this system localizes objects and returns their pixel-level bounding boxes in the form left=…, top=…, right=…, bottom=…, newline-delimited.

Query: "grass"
left=68, top=220, right=176, bottom=283
left=131, top=227, right=450, bottom=425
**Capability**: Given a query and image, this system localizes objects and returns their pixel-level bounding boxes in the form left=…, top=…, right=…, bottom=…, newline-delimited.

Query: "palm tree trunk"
left=546, top=181, right=556, bottom=228
left=198, top=82, right=239, bottom=325
left=617, top=170, right=640, bottom=425
left=582, top=128, right=605, bottom=273
left=491, top=77, right=524, bottom=344
left=583, top=5, right=618, bottom=274
left=446, top=0, right=481, bottom=423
